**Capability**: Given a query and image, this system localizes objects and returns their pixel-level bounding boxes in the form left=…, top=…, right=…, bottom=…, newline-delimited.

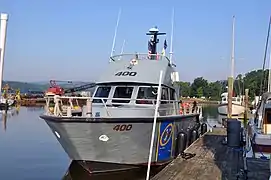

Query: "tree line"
left=176, top=69, right=269, bottom=100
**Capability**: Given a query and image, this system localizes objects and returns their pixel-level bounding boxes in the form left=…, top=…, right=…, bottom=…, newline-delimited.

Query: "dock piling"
left=86, top=98, right=92, bottom=117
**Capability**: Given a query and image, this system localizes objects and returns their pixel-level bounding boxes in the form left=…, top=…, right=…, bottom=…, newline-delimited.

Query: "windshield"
left=266, top=111, right=271, bottom=124
left=136, top=86, right=158, bottom=104
left=93, top=86, right=111, bottom=103
left=112, top=87, right=134, bottom=103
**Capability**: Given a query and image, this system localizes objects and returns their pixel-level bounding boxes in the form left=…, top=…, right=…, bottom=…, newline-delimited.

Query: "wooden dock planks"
left=151, top=128, right=270, bottom=180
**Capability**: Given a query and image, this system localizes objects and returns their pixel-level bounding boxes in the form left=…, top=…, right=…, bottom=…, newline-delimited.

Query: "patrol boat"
left=40, top=27, right=202, bottom=168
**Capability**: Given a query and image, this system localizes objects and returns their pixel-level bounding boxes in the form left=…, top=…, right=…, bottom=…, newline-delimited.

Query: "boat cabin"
left=90, top=53, right=180, bottom=117
left=254, top=92, right=271, bottom=129
left=221, top=92, right=242, bottom=105
left=262, top=103, right=271, bottom=134
left=92, top=83, right=176, bottom=105
left=42, top=26, right=203, bottom=118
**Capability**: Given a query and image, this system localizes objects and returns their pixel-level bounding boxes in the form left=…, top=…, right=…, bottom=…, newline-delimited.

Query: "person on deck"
left=192, top=101, right=198, bottom=113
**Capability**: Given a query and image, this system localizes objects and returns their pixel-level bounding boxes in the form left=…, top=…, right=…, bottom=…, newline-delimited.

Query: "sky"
left=0, top=0, right=271, bottom=82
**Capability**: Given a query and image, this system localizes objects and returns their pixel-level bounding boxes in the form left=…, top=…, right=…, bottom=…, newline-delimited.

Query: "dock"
left=151, top=128, right=270, bottom=180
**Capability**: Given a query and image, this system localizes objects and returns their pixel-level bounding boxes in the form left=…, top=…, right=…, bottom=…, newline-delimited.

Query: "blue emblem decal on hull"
left=156, top=121, right=174, bottom=161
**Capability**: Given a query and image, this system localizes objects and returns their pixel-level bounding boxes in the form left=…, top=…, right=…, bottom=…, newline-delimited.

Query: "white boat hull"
left=245, top=121, right=271, bottom=159
left=217, top=103, right=245, bottom=116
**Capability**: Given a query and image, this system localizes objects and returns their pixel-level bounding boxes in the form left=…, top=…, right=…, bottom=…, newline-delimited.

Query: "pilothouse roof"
left=96, top=27, right=178, bottom=88
left=96, top=53, right=176, bottom=87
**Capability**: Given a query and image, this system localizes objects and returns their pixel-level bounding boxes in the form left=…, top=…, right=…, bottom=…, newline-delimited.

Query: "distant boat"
left=217, top=92, right=245, bottom=117
left=0, top=96, right=14, bottom=109
left=0, top=84, right=16, bottom=109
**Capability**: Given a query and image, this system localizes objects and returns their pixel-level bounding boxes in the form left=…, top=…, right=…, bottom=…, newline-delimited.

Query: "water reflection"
left=0, top=105, right=20, bottom=131
left=62, top=161, right=165, bottom=180
left=2, top=112, right=7, bottom=131
left=26, top=106, right=44, bottom=112
left=0, top=107, right=69, bottom=180
left=202, top=104, right=218, bottom=119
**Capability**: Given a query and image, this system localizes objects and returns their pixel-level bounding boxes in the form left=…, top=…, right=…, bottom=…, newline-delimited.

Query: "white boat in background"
left=217, top=92, right=245, bottom=117
left=0, top=96, right=14, bottom=107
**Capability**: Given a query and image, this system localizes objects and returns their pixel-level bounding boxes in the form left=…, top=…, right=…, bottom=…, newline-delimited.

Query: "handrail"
left=110, top=53, right=171, bottom=63
left=44, top=95, right=202, bottom=117
left=101, top=98, right=111, bottom=116
left=44, top=95, right=181, bottom=103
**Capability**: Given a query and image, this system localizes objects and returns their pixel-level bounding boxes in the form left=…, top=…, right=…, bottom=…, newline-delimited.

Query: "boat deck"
left=151, top=128, right=270, bottom=180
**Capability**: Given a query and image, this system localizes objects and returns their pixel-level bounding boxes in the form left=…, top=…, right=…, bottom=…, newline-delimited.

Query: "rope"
left=181, top=152, right=196, bottom=160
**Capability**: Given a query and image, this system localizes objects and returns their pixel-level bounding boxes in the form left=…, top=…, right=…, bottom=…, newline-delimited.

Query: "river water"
left=0, top=105, right=219, bottom=180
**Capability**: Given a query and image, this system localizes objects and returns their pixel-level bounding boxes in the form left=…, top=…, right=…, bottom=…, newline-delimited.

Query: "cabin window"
left=169, top=89, right=175, bottom=101
left=136, top=87, right=157, bottom=104
left=266, top=112, right=271, bottom=124
left=112, top=87, right=133, bottom=103
left=93, top=86, right=111, bottom=103
left=161, top=88, right=169, bottom=104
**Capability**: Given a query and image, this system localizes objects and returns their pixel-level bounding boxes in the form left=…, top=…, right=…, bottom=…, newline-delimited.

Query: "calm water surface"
left=0, top=107, right=69, bottom=180
left=0, top=105, right=219, bottom=180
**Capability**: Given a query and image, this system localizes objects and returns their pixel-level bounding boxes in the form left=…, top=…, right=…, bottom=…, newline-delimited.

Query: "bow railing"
left=43, top=95, right=202, bottom=118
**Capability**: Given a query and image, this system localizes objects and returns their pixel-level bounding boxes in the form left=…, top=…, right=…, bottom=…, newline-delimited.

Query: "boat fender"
left=190, top=129, right=199, bottom=144
left=201, top=123, right=207, bottom=135
left=194, top=122, right=200, bottom=130
left=187, top=128, right=193, bottom=146
left=175, top=131, right=187, bottom=157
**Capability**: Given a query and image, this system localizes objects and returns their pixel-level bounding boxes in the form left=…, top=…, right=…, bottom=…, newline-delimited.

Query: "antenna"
left=268, top=48, right=271, bottom=92
left=120, top=39, right=125, bottom=54
left=230, top=15, right=235, bottom=78
left=169, top=8, right=175, bottom=64
left=110, top=8, right=121, bottom=61
left=118, top=39, right=126, bottom=60
left=260, top=15, right=271, bottom=95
